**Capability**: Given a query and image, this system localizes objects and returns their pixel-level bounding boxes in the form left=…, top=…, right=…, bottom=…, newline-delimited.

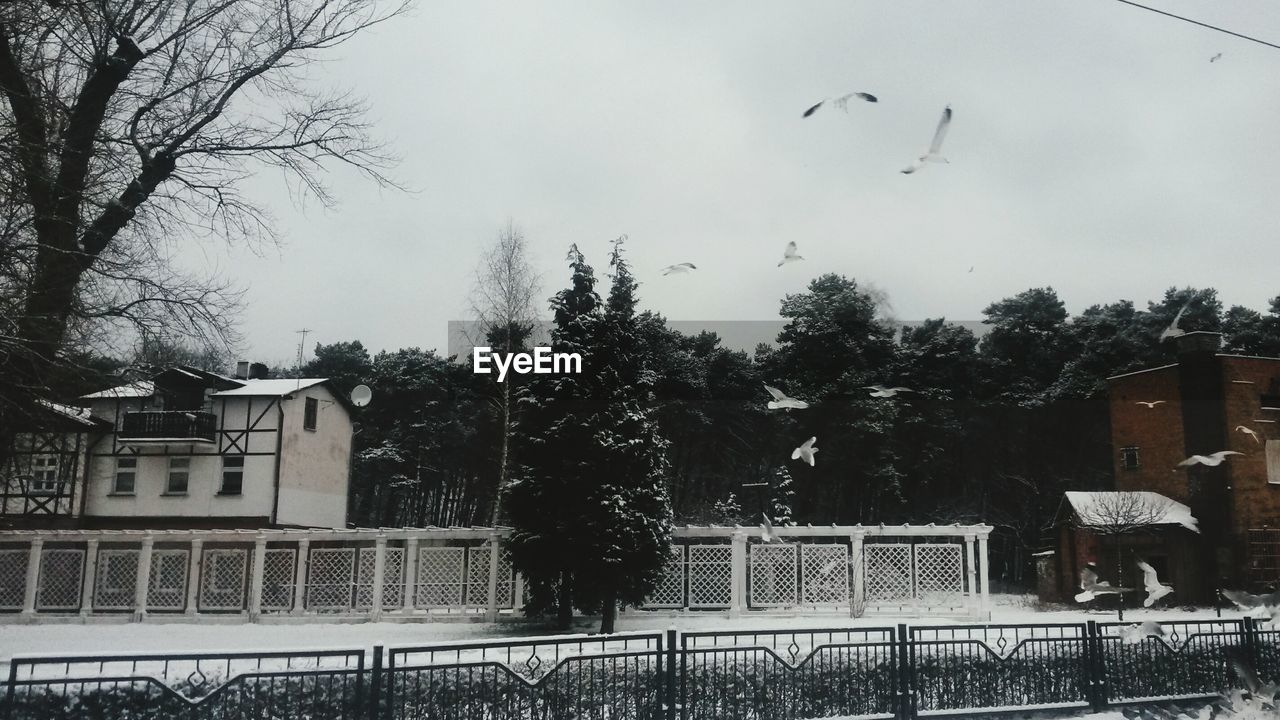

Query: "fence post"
left=80, top=538, right=98, bottom=617
left=976, top=533, right=991, bottom=617
left=850, top=529, right=865, bottom=617
left=665, top=628, right=678, bottom=720
left=896, top=623, right=913, bottom=720
left=20, top=538, right=43, bottom=619
left=184, top=538, right=202, bottom=616
left=963, top=534, right=978, bottom=619
left=1242, top=617, right=1259, bottom=671
left=368, top=644, right=383, bottom=720
left=248, top=534, right=267, bottom=620
left=372, top=536, right=387, bottom=621
left=292, top=538, right=310, bottom=615
left=1085, top=621, right=1107, bottom=712
left=730, top=531, right=746, bottom=618
left=401, top=537, right=418, bottom=614
left=485, top=533, right=500, bottom=621
left=132, top=533, right=154, bottom=622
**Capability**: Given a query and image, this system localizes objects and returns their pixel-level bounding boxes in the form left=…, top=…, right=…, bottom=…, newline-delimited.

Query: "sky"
left=195, top=0, right=1280, bottom=366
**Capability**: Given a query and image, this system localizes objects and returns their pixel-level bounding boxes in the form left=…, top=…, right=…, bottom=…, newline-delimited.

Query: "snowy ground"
left=0, top=594, right=1244, bottom=663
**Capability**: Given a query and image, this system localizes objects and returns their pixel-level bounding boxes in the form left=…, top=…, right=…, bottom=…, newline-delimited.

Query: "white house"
left=72, top=365, right=355, bottom=529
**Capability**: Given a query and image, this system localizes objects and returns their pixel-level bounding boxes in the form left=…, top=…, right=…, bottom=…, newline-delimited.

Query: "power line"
left=1110, top=0, right=1280, bottom=52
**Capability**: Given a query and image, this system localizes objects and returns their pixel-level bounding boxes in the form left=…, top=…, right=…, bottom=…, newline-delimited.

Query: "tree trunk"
left=489, top=380, right=512, bottom=525
left=556, top=571, right=573, bottom=630
left=599, top=588, right=618, bottom=634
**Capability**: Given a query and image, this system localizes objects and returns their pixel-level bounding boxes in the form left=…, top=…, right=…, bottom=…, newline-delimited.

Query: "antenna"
left=295, top=328, right=311, bottom=391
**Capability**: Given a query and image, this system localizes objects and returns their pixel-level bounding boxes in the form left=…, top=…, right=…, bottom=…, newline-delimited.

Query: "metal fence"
left=3, top=617, right=1272, bottom=719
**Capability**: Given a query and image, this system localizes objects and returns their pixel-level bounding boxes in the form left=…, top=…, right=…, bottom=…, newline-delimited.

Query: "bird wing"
left=1213, top=451, right=1244, bottom=460
left=764, top=384, right=787, bottom=401
left=1231, top=655, right=1263, bottom=694
left=1169, top=299, right=1191, bottom=329
left=890, top=387, right=913, bottom=393
left=1136, top=560, right=1160, bottom=591
left=928, top=105, right=952, bottom=154
left=802, top=437, right=817, bottom=450
left=1177, top=455, right=1206, bottom=467
left=791, top=447, right=802, bottom=460
left=1081, top=566, right=1100, bottom=589
left=784, top=241, right=798, bottom=258
left=855, top=92, right=878, bottom=103
left=802, top=101, right=825, bottom=118
left=1223, top=589, right=1263, bottom=608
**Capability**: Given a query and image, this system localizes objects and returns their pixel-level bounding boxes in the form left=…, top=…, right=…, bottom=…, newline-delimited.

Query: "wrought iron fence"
left=2, top=617, right=1274, bottom=720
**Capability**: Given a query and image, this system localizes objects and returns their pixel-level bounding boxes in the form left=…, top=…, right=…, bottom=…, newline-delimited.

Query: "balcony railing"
left=118, top=411, right=217, bottom=443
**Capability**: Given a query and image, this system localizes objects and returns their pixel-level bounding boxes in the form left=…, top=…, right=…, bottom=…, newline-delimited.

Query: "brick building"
left=1105, top=331, right=1280, bottom=597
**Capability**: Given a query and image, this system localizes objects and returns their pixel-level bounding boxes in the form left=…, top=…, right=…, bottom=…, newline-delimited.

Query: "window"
left=113, top=457, right=137, bottom=495
left=1268, top=440, right=1280, bottom=485
left=1121, top=446, right=1140, bottom=470
left=30, top=456, right=58, bottom=493
left=304, top=397, right=318, bottom=431
left=166, top=457, right=190, bottom=495
left=220, top=456, right=244, bottom=496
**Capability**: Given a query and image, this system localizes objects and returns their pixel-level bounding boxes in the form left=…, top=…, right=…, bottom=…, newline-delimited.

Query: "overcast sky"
left=198, top=0, right=1280, bottom=366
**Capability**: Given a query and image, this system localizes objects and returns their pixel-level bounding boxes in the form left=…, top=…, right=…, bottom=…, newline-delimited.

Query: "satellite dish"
left=350, top=384, right=373, bottom=408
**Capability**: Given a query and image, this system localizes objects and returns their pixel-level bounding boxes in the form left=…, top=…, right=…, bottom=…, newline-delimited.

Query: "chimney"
left=235, top=361, right=250, bottom=380
left=1175, top=331, right=1222, bottom=356
left=249, top=362, right=270, bottom=380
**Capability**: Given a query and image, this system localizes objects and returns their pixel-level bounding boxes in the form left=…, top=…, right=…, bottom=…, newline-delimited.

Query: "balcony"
left=118, top=411, right=217, bottom=443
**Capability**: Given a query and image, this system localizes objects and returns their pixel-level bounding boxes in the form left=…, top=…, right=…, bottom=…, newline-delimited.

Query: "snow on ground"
left=0, top=594, right=1246, bottom=665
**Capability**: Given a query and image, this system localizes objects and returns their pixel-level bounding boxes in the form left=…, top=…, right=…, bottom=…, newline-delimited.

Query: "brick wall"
left=1221, top=356, right=1280, bottom=533
left=1108, top=365, right=1188, bottom=501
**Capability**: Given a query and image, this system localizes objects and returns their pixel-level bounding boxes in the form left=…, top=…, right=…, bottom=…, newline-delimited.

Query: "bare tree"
left=1072, top=491, right=1183, bottom=620
left=0, top=0, right=407, bottom=446
left=468, top=221, right=541, bottom=524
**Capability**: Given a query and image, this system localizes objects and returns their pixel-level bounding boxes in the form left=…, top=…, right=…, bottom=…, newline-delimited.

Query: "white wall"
left=275, top=385, right=352, bottom=529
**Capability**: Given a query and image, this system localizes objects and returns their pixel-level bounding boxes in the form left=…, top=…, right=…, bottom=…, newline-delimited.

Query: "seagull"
left=1135, top=400, right=1166, bottom=408
left=1136, top=559, right=1174, bottom=607
left=1074, top=565, right=1132, bottom=603
left=968, top=266, right=974, bottom=273
left=764, top=384, right=809, bottom=410
left=901, top=105, right=952, bottom=174
left=792, top=437, right=818, bottom=467
left=1210, top=52, right=1222, bottom=62
left=1223, top=588, right=1280, bottom=627
left=1177, top=451, right=1244, bottom=468
left=1118, top=620, right=1169, bottom=645
left=1230, top=652, right=1280, bottom=705
left=778, top=241, right=804, bottom=266
left=1237, top=425, right=1262, bottom=444
left=802, top=91, right=878, bottom=118
left=760, top=513, right=777, bottom=543
left=1159, top=300, right=1192, bottom=341
left=661, top=263, right=696, bottom=275
left=864, top=385, right=913, bottom=398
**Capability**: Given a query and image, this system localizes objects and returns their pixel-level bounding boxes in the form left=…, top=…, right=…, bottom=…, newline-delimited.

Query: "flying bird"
left=1160, top=300, right=1192, bottom=341
left=901, top=105, right=952, bottom=174
left=802, top=91, right=878, bottom=118
left=1074, top=565, right=1132, bottom=603
left=1223, top=588, right=1280, bottom=627
left=1136, top=559, right=1174, bottom=608
left=1230, top=651, right=1280, bottom=705
left=1210, top=52, right=1222, bottom=62
left=865, top=385, right=913, bottom=398
left=1118, top=620, right=1169, bottom=645
left=1135, top=400, right=1166, bottom=408
left=778, top=241, right=804, bottom=266
left=792, top=436, right=818, bottom=467
left=1177, top=451, right=1244, bottom=468
left=764, top=384, right=809, bottom=411
left=661, top=263, right=697, bottom=275
left=761, top=513, right=777, bottom=543
left=1237, top=425, right=1262, bottom=444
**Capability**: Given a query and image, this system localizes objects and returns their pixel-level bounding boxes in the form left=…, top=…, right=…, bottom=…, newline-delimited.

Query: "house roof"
left=1061, top=491, right=1199, bottom=533
left=211, top=379, right=328, bottom=398
left=80, top=381, right=156, bottom=399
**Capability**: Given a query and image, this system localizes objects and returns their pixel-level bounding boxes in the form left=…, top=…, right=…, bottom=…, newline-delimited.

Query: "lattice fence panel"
left=0, top=548, right=29, bottom=609
left=415, top=547, right=465, bottom=608
left=36, top=548, right=84, bottom=611
left=93, top=549, right=139, bottom=610
left=750, top=543, right=798, bottom=607
left=308, top=547, right=356, bottom=611
left=260, top=548, right=296, bottom=611
left=356, top=547, right=406, bottom=609
left=463, top=546, right=514, bottom=608
left=199, top=548, right=248, bottom=611
left=644, top=545, right=685, bottom=608
left=915, top=543, right=964, bottom=606
left=146, top=549, right=188, bottom=611
left=864, top=543, right=913, bottom=603
left=801, top=544, right=850, bottom=606
left=687, top=545, right=732, bottom=608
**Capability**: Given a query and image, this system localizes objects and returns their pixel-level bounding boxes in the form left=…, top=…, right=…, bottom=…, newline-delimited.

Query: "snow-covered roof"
left=212, top=379, right=327, bottom=398
left=37, top=400, right=108, bottom=429
left=81, top=381, right=155, bottom=399
left=1063, top=491, right=1199, bottom=533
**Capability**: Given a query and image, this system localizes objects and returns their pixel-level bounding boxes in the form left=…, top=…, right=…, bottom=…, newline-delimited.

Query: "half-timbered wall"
left=0, top=432, right=90, bottom=520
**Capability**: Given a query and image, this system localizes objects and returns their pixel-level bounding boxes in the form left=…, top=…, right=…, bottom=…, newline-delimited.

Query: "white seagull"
left=661, top=263, right=696, bottom=275
left=1210, top=52, right=1223, bottom=63
left=865, top=385, right=913, bottom=398
left=778, top=241, right=804, bottom=266
left=1223, top=588, right=1280, bottom=627
left=760, top=513, right=777, bottom=543
left=802, top=91, right=878, bottom=118
left=901, top=105, right=952, bottom=174
left=1159, top=300, right=1192, bottom=342
left=764, top=384, right=809, bottom=411
left=1231, top=654, right=1280, bottom=705
left=1118, top=620, right=1169, bottom=645
left=1074, top=565, right=1132, bottom=603
left=792, top=437, right=818, bottom=467
left=1135, top=400, right=1166, bottom=408
left=1177, top=451, right=1244, bottom=468
left=1136, top=559, right=1174, bottom=607
left=1237, top=425, right=1262, bottom=444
